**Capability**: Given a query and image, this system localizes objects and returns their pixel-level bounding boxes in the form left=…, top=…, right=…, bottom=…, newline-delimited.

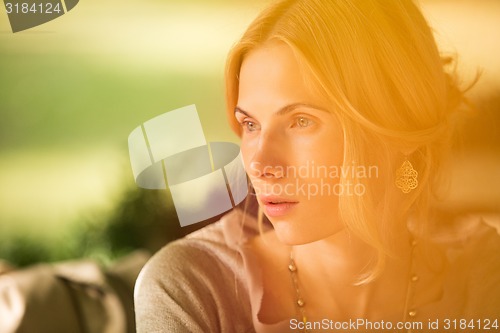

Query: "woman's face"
left=236, top=42, right=346, bottom=245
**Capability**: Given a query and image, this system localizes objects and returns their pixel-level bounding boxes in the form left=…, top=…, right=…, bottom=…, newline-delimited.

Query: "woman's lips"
left=260, top=197, right=299, bottom=217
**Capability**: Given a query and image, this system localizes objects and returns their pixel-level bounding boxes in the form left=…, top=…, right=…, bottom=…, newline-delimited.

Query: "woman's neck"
left=291, top=226, right=414, bottom=285
left=285, top=226, right=416, bottom=321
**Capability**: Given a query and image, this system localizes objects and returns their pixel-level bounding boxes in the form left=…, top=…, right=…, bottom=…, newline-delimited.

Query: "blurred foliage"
left=101, top=187, right=183, bottom=258
left=0, top=236, right=53, bottom=267
left=0, top=180, right=227, bottom=267
left=0, top=186, right=183, bottom=267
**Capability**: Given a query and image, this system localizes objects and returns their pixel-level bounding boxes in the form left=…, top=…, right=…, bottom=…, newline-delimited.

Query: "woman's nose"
left=247, top=131, right=285, bottom=179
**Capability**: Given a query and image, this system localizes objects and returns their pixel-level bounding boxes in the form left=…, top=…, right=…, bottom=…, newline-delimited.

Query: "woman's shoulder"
left=454, top=214, right=500, bottom=279
left=431, top=213, right=500, bottom=253
left=137, top=208, right=259, bottom=285
left=435, top=213, right=500, bottom=317
left=427, top=213, right=500, bottom=267
left=134, top=209, right=258, bottom=333
left=461, top=214, right=500, bottom=317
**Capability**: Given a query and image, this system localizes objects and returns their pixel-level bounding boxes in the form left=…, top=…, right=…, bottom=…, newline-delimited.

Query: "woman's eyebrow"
left=234, top=107, right=252, bottom=118
left=235, top=103, right=327, bottom=117
left=275, top=103, right=328, bottom=116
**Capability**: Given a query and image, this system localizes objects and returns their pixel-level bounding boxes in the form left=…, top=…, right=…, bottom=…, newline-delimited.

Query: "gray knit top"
left=134, top=210, right=500, bottom=333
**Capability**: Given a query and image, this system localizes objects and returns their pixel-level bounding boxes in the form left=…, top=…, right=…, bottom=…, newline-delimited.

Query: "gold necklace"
left=402, top=238, right=419, bottom=332
left=288, top=238, right=419, bottom=333
left=288, top=251, right=308, bottom=331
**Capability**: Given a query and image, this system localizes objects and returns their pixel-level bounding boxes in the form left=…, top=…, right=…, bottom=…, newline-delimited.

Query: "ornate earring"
left=395, top=159, right=418, bottom=193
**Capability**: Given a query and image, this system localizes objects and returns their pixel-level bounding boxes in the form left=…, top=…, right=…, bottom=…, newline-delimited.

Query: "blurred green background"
left=0, top=0, right=499, bottom=267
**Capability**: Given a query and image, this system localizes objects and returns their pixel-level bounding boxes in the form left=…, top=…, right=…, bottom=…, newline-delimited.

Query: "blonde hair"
left=225, top=0, right=467, bottom=281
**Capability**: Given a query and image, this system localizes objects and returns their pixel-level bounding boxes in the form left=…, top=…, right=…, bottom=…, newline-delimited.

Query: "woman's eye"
left=294, top=117, right=313, bottom=128
left=242, top=121, right=260, bottom=132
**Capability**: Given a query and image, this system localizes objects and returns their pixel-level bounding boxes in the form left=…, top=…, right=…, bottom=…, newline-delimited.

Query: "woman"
left=135, top=0, right=500, bottom=332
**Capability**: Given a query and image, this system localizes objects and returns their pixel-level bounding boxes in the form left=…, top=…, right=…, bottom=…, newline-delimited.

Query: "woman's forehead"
left=238, top=43, right=320, bottom=112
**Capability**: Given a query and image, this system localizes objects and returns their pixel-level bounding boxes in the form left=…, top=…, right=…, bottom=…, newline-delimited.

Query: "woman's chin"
left=269, top=217, right=344, bottom=246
